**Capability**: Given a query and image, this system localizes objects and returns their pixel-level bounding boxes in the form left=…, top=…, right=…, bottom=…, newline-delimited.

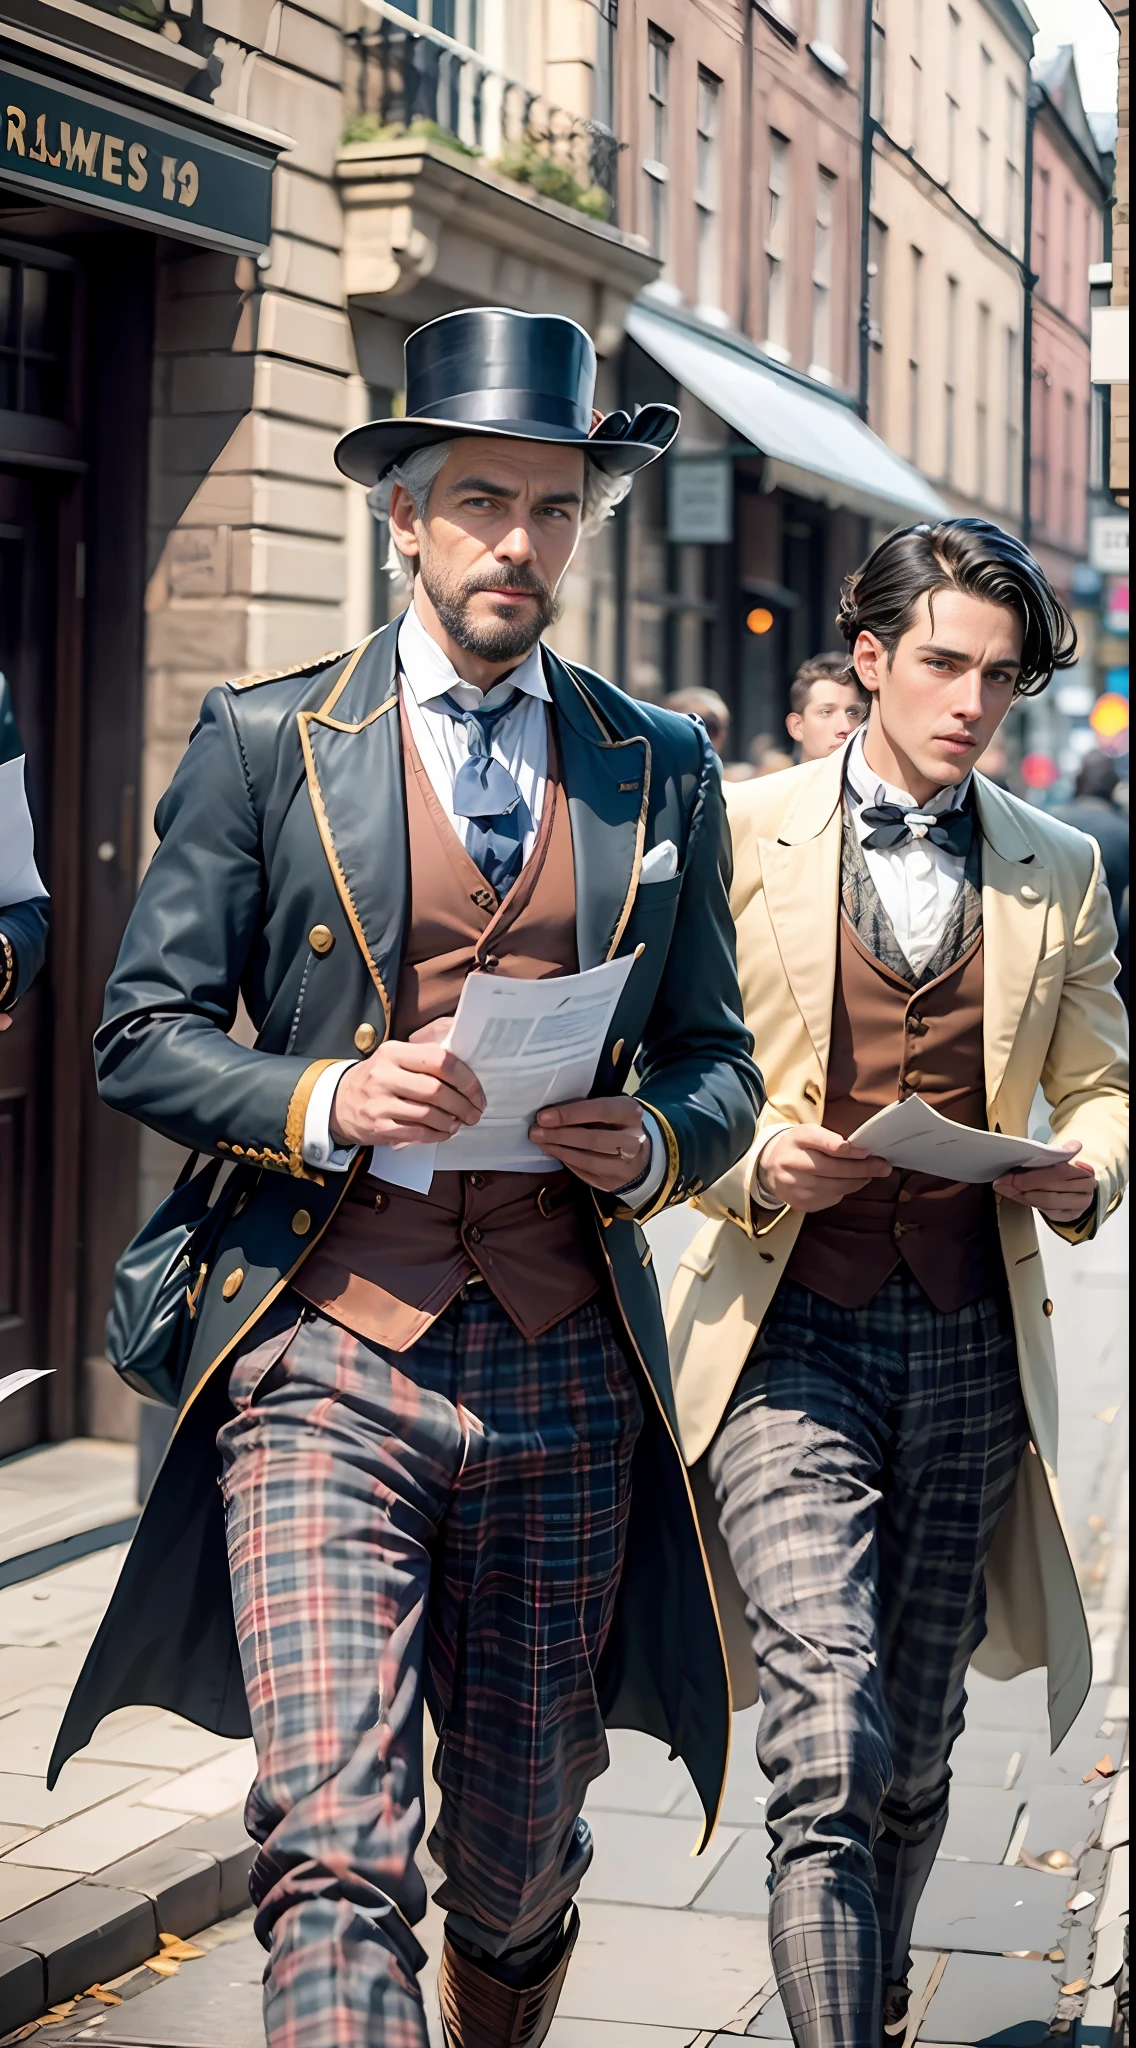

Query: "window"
left=976, top=302, right=991, bottom=501
left=978, top=48, right=993, bottom=222
left=871, top=0, right=886, bottom=126
left=0, top=256, right=70, bottom=416
left=695, top=68, right=722, bottom=311
left=944, top=276, right=959, bottom=482
left=644, top=25, right=671, bottom=266
left=765, top=131, right=791, bottom=356
left=1004, top=325, right=1020, bottom=512
left=1062, top=188, right=1073, bottom=315
left=909, top=0, right=922, bottom=150
left=1090, top=384, right=1107, bottom=492
left=1033, top=372, right=1051, bottom=530
left=1061, top=389, right=1075, bottom=540
left=946, top=9, right=961, bottom=190
left=909, top=245, right=923, bottom=465
left=811, top=169, right=837, bottom=378
left=1005, top=82, right=1022, bottom=252
left=868, top=215, right=887, bottom=429
left=1035, top=168, right=1050, bottom=299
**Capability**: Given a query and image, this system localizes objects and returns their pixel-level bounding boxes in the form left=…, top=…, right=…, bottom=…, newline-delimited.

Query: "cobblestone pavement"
left=0, top=1210, right=1127, bottom=2046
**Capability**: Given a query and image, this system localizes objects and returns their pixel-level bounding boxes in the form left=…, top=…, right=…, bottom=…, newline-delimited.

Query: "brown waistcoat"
left=295, top=695, right=603, bottom=1349
left=785, top=912, right=1001, bottom=1311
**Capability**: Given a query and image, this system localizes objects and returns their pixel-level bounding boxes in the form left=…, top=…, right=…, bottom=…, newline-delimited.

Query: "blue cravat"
left=442, top=688, right=533, bottom=898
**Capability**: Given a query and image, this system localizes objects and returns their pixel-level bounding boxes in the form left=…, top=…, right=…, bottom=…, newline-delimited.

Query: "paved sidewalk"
left=0, top=1210, right=1127, bottom=2044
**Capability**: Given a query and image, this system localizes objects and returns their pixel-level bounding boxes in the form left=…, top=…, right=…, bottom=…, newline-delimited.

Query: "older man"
left=52, top=309, right=759, bottom=2048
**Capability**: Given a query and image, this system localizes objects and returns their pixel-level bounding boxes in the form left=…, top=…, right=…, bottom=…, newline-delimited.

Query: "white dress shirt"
left=754, top=729, right=975, bottom=1207
left=844, top=728, right=972, bottom=978
left=303, top=606, right=664, bottom=1207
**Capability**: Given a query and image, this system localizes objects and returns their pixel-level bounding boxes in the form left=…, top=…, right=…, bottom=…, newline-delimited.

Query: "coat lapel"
left=977, top=777, right=1051, bottom=1111
left=759, top=753, right=844, bottom=1072
left=298, top=624, right=406, bottom=1035
left=545, top=651, right=651, bottom=968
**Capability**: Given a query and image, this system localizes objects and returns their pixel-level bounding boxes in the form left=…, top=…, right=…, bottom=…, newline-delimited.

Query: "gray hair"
left=367, top=437, right=633, bottom=583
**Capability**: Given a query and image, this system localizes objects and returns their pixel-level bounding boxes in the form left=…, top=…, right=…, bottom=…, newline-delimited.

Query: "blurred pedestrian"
left=756, top=747, right=794, bottom=776
left=785, top=651, right=870, bottom=761
left=665, top=685, right=731, bottom=760
left=0, top=672, right=49, bottom=1033
left=1053, top=750, right=1129, bottom=939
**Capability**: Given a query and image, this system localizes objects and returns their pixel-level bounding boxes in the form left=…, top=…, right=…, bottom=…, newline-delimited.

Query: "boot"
left=882, top=1979, right=911, bottom=2042
left=438, top=1905, right=580, bottom=2048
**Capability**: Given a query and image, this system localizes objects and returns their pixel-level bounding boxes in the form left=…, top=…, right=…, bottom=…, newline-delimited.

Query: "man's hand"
left=993, top=1141, right=1097, bottom=1224
left=329, top=1020, right=484, bottom=1149
left=757, top=1125, right=893, bottom=1213
left=530, top=1097, right=650, bottom=1193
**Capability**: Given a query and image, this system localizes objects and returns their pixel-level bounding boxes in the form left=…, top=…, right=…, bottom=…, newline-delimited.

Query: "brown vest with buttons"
left=785, top=912, right=1000, bottom=1312
left=294, top=693, right=603, bottom=1350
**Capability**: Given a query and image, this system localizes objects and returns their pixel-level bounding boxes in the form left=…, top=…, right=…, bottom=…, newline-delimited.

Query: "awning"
left=627, top=298, right=949, bottom=525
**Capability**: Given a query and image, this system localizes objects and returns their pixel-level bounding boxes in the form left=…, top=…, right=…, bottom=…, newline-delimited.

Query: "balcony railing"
left=344, top=2, right=621, bottom=223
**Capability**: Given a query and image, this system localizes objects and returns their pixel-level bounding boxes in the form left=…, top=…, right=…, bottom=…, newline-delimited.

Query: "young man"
left=50, top=309, right=759, bottom=2048
left=667, top=519, right=1128, bottom=2046
left=785, top=650, right=870, bottom=761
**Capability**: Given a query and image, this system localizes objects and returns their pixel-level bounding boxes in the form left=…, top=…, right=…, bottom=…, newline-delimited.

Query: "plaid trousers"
left=217, top=1287, right=642, bottom=2048
left=708, top=1272, right=1028, bottom=2048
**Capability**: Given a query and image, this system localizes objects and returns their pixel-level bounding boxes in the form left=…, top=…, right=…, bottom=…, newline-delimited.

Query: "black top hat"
left=334, top=307, right=678, bottom=487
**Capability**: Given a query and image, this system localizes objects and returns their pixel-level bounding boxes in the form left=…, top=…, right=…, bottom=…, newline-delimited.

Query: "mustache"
left=463, top=566, right=552, bottom=600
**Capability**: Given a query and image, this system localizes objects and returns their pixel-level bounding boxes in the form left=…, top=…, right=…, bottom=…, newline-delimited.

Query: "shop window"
left=0, top=257, right=70, bottom=418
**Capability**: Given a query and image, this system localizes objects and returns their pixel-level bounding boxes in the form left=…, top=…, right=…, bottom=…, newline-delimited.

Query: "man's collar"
left=846, top=726, right=973, bottom=818
left=396, top=599, right=551, bottom=714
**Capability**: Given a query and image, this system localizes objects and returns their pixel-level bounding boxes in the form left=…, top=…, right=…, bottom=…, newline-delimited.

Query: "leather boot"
left=882, top=1979, right=911, bottom=2042
left=438, top=1905, right=580, bottom=2048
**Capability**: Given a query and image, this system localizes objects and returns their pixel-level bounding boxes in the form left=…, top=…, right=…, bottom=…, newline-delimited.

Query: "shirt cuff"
left=301, top=1059, right=359, bottom=1172
left=617, top=1110, right=667, bottom=1211
left=751, top=1122, right=795, bottom=1209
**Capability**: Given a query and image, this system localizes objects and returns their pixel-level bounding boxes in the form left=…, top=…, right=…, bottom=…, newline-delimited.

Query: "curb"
left=0, top=1811, right=254, bottom=2032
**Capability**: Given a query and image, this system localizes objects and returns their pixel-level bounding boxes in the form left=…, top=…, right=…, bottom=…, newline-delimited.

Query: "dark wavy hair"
left=836, top=517, right=1077, bottom=697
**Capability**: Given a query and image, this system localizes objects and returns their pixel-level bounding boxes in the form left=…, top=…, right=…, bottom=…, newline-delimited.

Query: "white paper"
left=369, top=956, right=636, bottom=1191
left=849, top=1095, right=1060, bottom=1184
left=0, top=1368, right=53, bottom=1407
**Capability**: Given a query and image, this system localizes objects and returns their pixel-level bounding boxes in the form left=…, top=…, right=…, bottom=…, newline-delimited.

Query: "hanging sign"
left=0, top=57, right=275, bottom=252
left=668, top=456, right=733, bottom=545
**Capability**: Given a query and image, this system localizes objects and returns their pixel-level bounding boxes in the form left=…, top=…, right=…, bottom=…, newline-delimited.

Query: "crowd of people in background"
left=667, top=652, right=870, bottom=782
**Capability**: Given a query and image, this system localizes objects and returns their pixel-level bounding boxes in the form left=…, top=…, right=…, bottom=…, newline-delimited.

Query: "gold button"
left=309, top=924, right=334, bottom=955
left=292, top=1209, right=312, bottom=1236
left=1043, top=1297, right=1054, bottom=1317
left=222, top=1267, right=245, bottom=1301
left=633, top=942, right=646, bottom=960
left=354, top=1023, right=379, bottom=1054
left=612, top=1038, right=624, bottom=1065
left=1021, top=884, right=1041, bottom=902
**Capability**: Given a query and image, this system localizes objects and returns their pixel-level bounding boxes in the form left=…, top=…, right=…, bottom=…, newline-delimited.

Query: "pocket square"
left=640, top=839, right=679, bottom=883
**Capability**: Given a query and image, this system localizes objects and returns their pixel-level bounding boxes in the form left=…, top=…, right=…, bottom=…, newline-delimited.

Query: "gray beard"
left=417, top=559, right=560, bottom=664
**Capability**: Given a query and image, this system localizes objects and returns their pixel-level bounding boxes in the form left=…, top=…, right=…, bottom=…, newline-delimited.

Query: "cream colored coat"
left=666, top=748, right=1129, bottom=1748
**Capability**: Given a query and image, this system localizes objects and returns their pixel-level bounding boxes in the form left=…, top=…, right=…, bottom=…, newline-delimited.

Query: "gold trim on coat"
left=284, top=1057, right=348, bottom=1177
left=296, top=663, right=399, bottom=1034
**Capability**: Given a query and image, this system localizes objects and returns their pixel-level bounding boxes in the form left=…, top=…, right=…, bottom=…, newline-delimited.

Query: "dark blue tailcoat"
left=50, top=619, right=761, bottom=1843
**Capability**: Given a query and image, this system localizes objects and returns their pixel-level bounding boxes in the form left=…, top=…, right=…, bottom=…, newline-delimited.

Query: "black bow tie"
left=858, top=799, right=974, bottom=858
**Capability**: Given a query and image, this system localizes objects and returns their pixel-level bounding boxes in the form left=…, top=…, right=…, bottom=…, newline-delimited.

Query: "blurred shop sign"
left=1090, top=516, right=1129, bottom=575
left=668, top=457, right=733, bottom=544
left=1091, top=307, right=1129, bottom=385
left=1021, top=752, right=1059, bottom=789
left=1104, top=580, right=1129, bottom=637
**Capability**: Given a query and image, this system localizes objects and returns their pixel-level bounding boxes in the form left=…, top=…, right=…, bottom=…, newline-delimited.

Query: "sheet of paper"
left=369, top=956, right=636, bottom=1190
left=849, top=1094, right=1059, bottom=1183
left=0, top=1368, right=53, bottom=1407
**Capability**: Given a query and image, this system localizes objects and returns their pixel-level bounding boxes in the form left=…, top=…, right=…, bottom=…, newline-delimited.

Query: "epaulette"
left=225, top=646, right=355, bottom=691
